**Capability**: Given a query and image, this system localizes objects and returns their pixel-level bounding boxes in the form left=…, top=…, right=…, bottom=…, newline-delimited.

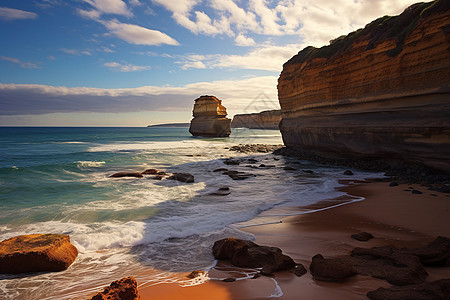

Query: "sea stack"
left=189, top=95, right=231, bottom=137
left=277, top=0, right=450, bottom=172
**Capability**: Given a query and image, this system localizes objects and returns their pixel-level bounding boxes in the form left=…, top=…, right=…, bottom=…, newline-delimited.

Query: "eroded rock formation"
left=212, top=237, right=296, bottom=273
left=189, top=95, right=231, bottom=137
left=278, top=0, right=450, bottom=172
left=0, top=234, right=78, bottom=274
left=91, top=277, right=140, bottom=300
left=231, top=110, right=281, bottom=129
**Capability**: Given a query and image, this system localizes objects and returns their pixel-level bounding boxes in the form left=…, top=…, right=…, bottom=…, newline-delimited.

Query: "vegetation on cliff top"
left=285, top=0, right=449, bottom=66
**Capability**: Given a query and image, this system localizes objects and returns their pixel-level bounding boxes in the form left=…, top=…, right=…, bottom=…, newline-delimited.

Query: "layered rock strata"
left=231, top=110, right=281, bottom=129
left=0, top=234, right=78, bottom=274
left=278, top=0, right=450, bottom=172
left=189, top=95, right=231, bottom=137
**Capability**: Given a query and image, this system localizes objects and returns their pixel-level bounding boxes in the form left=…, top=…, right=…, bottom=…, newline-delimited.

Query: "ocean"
left=0, top=127, right=380, bottom=299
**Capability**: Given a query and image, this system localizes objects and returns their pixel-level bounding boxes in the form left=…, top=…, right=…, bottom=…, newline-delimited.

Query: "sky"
left=0, top=0, right=419, bottom=126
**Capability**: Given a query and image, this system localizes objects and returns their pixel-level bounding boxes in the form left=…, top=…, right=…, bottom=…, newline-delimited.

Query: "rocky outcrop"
left=213, top=238, right=296, bottom=273
left=189, top=95, right=231, bottom=137
left=0, top=234, right=78, bottom=274
left=109, top=172, right=143, bottom=178
left=91, top=277, right=140, bottom=300
left=231, top=110, right=281, bottom=129
left=278, top=0, right=450, bottom=172
left=367, top=279, right=450, bottom=300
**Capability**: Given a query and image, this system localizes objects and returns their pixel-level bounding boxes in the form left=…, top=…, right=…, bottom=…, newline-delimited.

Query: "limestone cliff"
left=189, top=95, right=231, bottom=137
left=278, top=0, right=450, bottom=172
left=231, top=110, right=281, bottom=129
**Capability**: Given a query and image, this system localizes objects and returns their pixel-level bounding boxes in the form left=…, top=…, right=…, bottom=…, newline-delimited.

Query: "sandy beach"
left=139, top=180, right=450, bottom=299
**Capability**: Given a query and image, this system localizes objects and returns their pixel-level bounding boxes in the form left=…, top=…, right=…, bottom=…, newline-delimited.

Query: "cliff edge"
left=231, top=110, right=281, bottom=129
left=278, top=0, right=450, bottom=172
left=189, top=95, right=231, bottom=137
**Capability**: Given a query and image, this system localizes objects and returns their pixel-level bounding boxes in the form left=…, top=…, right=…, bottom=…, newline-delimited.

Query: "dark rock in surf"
left=109, top=172, right=143, bottom=178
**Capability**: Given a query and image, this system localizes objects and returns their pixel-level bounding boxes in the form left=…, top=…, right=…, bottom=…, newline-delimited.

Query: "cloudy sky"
left=0, top=0, right=418, bottom=126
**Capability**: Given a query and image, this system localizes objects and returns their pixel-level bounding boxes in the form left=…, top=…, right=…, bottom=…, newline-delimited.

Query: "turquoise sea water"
left=0, top=127, right=378, bottom=299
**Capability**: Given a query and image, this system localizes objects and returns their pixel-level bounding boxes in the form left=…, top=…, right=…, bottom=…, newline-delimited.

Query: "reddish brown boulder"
left=109, top=172, right=143, bottom=178
left=347, top=245, right=428, bottom=285
left=167, top=173, right=194, bottom=183
left=212, top=238, right=296, bottom=273
left=351, top=232, right=374, bottom=241
left=142, top=169, right=158, bottom=175
left=0, top=234, right=78, bottom=274
left=309, top=254, right=357, bottom=282
left=367, top=279, right=450, bottom=300
left=91, top=277, right=140, bottom=300
left=402, top=236, right=450, bottom=266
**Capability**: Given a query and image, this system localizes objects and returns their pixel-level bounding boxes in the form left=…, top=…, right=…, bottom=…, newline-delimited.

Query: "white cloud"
left=0, top=7, right=38, bottom=21
left=128, top=0, right=142, bottom=6
left=77, top=8, right=101, bottom=20
left=0, top=76, right=279, bottom=116
left=104, top=61, right=151, bottom=72
left=0, top=56, right=40, bottom=69
left=61, top=48, right=92, bottom=56
left=178, top=44, right=301, bottom=72
left=235, top=34, right=256, bottom=46
left=102, top=19, right=179, bottom=46
left=83, top=0, right=132, bottom=17
left=152, top=0, right=419, bottom=46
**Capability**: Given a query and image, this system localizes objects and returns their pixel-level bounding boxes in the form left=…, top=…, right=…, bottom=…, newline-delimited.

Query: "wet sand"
left=138, top=181, right=450, bottom=299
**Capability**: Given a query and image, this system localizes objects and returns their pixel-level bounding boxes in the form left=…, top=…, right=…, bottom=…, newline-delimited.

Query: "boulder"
left=167, top=173, right=194, bottom=183
left=109, top=172, right=143, bottom=178
left=344, top=170, right=354, bottom=175
left=351, top=232, right=374, bottom=241
left=91, top=277, right=140, bottom=300
left=142, top=169, right=158, bottom=175
left=223, top=170, right=255, bottom=180
left=189, top=95, right=231, bottom=137
left=0, top=234, right=78, bottom=274
left=212, top=238, right=296, bottom=273
left=309, top=254, right=357, bottom=282
left=402, top=236, right=450, bottom=266
left=348, top=245, right=428, bottom=285
left=367, top=279, right=450, bottom=300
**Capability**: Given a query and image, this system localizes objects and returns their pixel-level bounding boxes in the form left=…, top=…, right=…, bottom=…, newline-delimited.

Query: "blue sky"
left=0, top=0, right=417, bottom=126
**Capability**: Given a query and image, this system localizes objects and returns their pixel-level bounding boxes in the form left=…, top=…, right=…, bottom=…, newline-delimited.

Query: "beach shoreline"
left=138, top=180, right=450, bottom=299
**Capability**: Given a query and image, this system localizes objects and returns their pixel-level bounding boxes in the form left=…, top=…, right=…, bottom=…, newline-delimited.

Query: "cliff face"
left=278, top=0, right=450, bottom=172
left=231, top=110, right=281, bottom=129
left=189, top=95, right=231, bottom=137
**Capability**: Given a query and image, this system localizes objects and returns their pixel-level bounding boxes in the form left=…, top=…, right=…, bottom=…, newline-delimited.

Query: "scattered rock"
left=187, top=270, right=205, bottom=279
left=168, top=173, right=194, bottom=183
left=142, top=169, right=158, bottom=175
left=210, top=187, right=231, bottom=196
left=223, top=277, right=236, bottom=282
left=402, top=236, right=450, bottom=267
left=292, top=264, right=307, bottom=277
left=348, top=246, right=428, bottom=285
left=153, top=175, right=165, bottom=180
left=303, top=170, right=314, bottom=174
left=156, top=171, right=166, bottom=176
left=260, top=270, right=275, bottom=277
left=229, top=144, right=283, bottom=153
left=412, top=189, right=423, bottom=194
left=367, top=279, right=450, bottom=300
left=309, top=254, right=357, bottom=282
left=247, top=158, right=258, bottom=163
left=351, top=232, right=374, bottom=242
left=213, top=168, right=228, bottom=172
left=90, top=277, right=140, bottom=300
left=389, top=181, right=399, bottom=187
left=109, top=172, right=143, bottom=178
left=224, top=159, right=240, bottom=165
left=344, top=170, right=354, bottom=175
left=252, top=273, right=261, bottom=279
left=212, top=238, right=296, bottom=273
left=223, top=171, right=255, bottom=180
left=0, top=234, right=78, bottom=274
